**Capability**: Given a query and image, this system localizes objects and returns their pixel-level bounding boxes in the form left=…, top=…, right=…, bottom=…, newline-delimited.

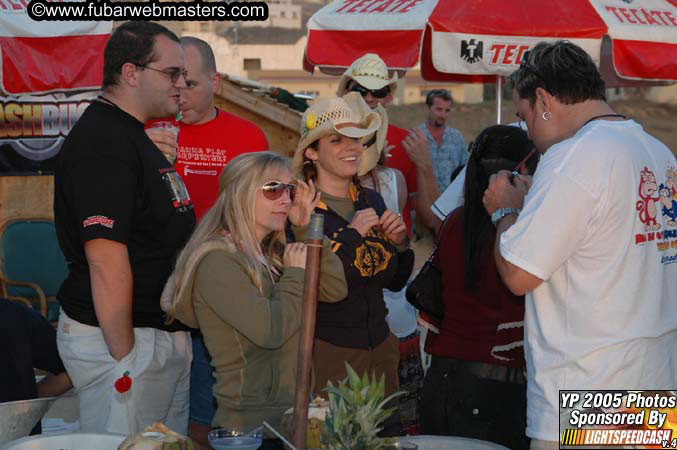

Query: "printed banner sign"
left=0, top=91, right=99, bottom=172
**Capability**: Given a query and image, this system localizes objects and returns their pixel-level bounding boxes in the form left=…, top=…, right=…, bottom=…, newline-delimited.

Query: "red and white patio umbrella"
left=304, top=0, right=677, bottom=119
left=0, top=4, right=111, bottom=95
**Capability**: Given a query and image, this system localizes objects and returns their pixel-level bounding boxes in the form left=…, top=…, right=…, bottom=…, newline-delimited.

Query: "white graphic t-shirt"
left=500, top=120, right=677, bottom=441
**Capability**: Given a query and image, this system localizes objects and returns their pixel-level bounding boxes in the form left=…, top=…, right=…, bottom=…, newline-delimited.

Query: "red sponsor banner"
left=0, top=34, right=109, bottom=94
left=0, top=4, right=111, bottom=95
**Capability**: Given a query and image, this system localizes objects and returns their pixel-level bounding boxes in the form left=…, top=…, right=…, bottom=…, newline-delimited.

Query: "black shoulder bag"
left=405, top=215, right=451, bottom=321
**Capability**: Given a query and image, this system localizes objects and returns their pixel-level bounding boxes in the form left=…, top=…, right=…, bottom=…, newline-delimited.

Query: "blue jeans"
left=189, top=332, right=217, bottom=425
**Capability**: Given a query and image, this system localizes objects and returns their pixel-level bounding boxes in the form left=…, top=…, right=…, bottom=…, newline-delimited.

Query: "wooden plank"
left=216, top=78, right=301, bottom=131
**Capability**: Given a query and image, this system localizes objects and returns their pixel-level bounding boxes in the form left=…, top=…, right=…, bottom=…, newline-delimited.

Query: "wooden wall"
left=215, top=80, right=301, bottom=158
left=0, top=175, right=54, bottom=227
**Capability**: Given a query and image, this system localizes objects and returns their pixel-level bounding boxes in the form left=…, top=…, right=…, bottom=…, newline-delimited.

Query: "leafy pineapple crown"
left=321, top=363, right=404, bottom=450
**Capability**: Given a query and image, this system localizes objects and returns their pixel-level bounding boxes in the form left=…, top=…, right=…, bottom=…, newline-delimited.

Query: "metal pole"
left=496, top=75, right=503, bottom=124
left=292, top=213, right=324, bottom=450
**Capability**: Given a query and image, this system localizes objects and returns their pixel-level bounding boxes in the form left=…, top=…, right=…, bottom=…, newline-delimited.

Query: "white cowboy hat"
left=336, top=53, right=398, bottom=97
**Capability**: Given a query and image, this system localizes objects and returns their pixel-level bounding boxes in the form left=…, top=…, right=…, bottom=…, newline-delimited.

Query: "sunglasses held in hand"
left=509, top=148, right=538, bottom=183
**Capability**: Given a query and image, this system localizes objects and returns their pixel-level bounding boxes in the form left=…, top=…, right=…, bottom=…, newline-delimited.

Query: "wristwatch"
left=491, top=207, right=520, bottom=226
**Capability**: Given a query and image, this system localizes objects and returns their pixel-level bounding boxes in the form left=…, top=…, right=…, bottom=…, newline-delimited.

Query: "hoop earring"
left=303, top=159, right=316, bottom=166
left=542, top=111, right=552, bottom=121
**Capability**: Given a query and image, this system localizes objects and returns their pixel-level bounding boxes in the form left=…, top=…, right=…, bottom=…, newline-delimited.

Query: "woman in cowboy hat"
left=292, top=92, right=415, bottom=402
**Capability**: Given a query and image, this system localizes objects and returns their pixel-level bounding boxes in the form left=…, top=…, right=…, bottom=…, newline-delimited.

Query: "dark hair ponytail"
left=302, top=141, right=319, bottom=182
left=352, top=175, right=372, bottom=209
left=461, top=125, right=537, bottom=289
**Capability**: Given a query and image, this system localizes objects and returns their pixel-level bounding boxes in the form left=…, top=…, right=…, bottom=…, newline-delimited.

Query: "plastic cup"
left=148, top=120, right=179, bottom=163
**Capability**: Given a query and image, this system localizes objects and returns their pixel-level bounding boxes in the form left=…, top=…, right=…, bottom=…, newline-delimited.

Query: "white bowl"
left=0, top=398, right=57, bottom=445
left=0, top=432, right=126, bottom=450
left=401, top=435, right=510, bottom=450
left=208, top=429, right=263, bottom=450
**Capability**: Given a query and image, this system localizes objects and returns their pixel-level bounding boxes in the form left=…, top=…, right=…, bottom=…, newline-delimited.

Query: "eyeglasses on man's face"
left=135, top=63, right=188, bottom=84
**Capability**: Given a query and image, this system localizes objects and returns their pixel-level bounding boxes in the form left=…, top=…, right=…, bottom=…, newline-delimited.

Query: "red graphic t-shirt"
left=385, top=124, right=417, bottom=233
left=173, top=110, right=268, bottom=220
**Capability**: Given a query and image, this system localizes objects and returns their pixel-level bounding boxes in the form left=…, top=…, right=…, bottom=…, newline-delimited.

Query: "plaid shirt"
left=417, top=123, right=468, bottom=191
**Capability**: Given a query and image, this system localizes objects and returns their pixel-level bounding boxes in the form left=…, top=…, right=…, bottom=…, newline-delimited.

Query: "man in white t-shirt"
left=483, top=41, right=677, bottom=450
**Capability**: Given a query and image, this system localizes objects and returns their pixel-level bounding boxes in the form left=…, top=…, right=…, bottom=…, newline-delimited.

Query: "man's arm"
left=37, top=373, right=73, bottom=398
left=493, top=214, right=544, bottom=295
left=484, top=170, right=543, bottom=295
left=85, top=239, right=134, bottom=361
left=402, top=128, right=442, bottom=233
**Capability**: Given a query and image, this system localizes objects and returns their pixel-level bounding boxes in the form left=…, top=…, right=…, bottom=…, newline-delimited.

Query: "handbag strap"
left=426, top=212, right=454, bottom=263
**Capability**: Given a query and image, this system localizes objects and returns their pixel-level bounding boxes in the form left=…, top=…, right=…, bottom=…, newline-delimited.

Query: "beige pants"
left=57, top=310, right=192, bottom=435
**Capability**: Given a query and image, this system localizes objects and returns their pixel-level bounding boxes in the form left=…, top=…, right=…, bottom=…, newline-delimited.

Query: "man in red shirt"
left=337, top=53, right=439, bottom=235
left=146, top=37, right=268, bottom=447
left=148, top=37, right=268, bottom=221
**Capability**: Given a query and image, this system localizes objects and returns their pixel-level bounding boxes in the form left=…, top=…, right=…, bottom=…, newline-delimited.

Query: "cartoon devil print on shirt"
left=636, top=167, right=661, bottom=231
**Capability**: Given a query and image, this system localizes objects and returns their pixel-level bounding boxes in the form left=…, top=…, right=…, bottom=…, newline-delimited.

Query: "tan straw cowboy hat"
left=293, top=92, right=381, bottom=177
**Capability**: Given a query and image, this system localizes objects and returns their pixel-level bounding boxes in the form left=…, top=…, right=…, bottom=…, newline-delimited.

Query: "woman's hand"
left=379, top=209, right=407, bottom=245
left=283, top=242, right=307, bottom=269
left=348, top=208, right=380, bottom=237
left=288, top=179, right=321, bottom=227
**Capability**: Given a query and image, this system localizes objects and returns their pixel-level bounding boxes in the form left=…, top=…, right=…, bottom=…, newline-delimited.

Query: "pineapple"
left=321, top=363, right=403, bottom=450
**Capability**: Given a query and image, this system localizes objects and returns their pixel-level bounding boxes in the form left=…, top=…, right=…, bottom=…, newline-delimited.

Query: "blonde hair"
left=173, top=152, right=290, bottom=293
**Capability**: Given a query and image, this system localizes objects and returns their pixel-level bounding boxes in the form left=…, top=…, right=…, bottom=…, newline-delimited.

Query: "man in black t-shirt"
left=53, top=22, right=196, bottom=435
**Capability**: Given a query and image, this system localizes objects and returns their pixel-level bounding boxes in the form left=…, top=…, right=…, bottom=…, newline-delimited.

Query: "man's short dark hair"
left=425, top=89, right=452, bottom=107
left=102, top=22, right=180, bottom=89
left=510, top=40, right=606, bottom=106
left=180, top=36, right=217, bottom=75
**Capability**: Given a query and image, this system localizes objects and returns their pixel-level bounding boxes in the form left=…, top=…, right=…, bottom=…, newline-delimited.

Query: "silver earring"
left=542, top=111, right=552, bottom=121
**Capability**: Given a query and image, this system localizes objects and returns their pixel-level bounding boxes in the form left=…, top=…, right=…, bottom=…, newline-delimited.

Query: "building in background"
left=162, top=1, right=483, bottom=106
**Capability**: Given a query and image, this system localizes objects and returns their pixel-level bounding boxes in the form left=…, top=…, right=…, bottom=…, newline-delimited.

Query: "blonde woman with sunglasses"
left=161, top=152, right=347, bottom=448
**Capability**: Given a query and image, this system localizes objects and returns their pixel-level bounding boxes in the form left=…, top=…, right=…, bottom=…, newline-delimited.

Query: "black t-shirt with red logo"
left=54, top=101, right=195, bottom=331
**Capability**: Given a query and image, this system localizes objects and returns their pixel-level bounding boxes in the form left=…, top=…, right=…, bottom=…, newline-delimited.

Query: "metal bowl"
left=0, top=432, right=125, bottom=450
left=0, top=398, right=57, bottom=445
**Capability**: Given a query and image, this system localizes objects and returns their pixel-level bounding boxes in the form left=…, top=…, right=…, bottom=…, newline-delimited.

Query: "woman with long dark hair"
left=419, top=125, right=537, bottom=450
left=292, top=93, right=415, bottom=400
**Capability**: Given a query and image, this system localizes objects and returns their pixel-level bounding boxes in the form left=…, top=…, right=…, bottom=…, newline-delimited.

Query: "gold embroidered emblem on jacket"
left=354, top=240, right=392, bottom=277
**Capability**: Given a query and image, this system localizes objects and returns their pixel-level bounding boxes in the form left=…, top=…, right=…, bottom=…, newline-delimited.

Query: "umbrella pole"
left=496, top=75, right=503, bottom=124
left=292, top=213, right=324, bottom=450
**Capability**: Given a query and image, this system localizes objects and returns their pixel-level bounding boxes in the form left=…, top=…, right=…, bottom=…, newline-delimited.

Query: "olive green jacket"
left=163, top=231, right=347, bottom=430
